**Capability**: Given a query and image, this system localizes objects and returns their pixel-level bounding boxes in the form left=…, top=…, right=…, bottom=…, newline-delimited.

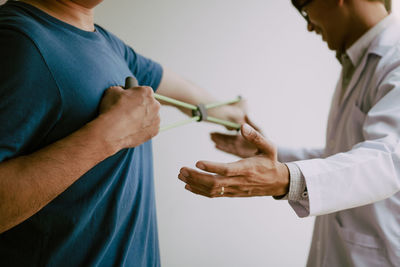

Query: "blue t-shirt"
left=0, top=2, right=162, bottom=266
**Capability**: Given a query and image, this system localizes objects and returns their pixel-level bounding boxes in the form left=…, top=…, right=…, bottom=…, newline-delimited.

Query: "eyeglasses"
left=291, top=0, right=313, bottom=23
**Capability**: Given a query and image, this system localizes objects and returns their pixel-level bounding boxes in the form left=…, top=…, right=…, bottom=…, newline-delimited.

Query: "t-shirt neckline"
left=7, top=1, right=101, bottom=39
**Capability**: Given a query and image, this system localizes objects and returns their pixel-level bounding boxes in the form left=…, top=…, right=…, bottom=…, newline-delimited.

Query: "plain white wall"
left=95, top=1, right=399, bottom=266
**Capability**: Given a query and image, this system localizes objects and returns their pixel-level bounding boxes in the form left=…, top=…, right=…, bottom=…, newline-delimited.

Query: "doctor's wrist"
left=273, top=162, right=290, bottom=198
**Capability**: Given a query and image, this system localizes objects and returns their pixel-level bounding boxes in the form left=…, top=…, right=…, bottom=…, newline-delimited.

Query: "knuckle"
left=149, top=129, right=158, bottom=139
left=150, top=129, right=159, bottom=138
left=154, top=114, right=161, bottom=124
left=103, top=87, right=118, bottom=97
left=210, top=180, right=219, bottom=190
left=153, top=100, right=161, bottom=112
left=255, top=164, right=267, bottom=174
left=241, top=163, right=254, bottom=177
left=146, top=131, right=153, bottom=140
left=253, top=133, right=262, bottom=144
left=107, top=86, right=120, bottom=92
left=208, top=188, right=218, bottom=198
left=221, top=169, right=231, bottom=176
left=242, top=168, right=252, bottom=177
left=155, top=100, right=161, bottom=109
left=134, top=93, right=145, bottom=103
left=248, top=130, right=257, bottom=141
left=103, top=88, right=113, bottom=95
left=135, top=86, right=147, bottom=94
left=211, top=187, right=222, bottom=196
left=137, top=87, right=147, bottom=95
left=143, top=86, right=153, bottom=94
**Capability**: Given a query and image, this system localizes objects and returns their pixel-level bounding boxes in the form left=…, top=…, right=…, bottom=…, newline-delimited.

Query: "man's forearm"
left=157, top=68, right=245, bottom=126
left=0, top=116, right=113, bottom=233
left=0, top=83, right=161, bottom=233
left=157, top=68, right=219, bottom=116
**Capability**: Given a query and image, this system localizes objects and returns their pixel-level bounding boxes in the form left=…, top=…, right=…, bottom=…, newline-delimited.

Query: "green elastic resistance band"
left=205, top=96, right=242, bottom=110
left=154, top=94, right=197, bottom=111
left=124, top=76, right=241, bottom=132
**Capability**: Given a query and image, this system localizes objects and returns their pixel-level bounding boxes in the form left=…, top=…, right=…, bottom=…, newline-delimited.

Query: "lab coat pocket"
left=334, top=219, right=387, bottom=267
left=347, top=104, right=367, bottom=146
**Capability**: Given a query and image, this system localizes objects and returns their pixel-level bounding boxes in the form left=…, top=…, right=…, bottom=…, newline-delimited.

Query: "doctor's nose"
left=307, top=21, right=315, bottom=32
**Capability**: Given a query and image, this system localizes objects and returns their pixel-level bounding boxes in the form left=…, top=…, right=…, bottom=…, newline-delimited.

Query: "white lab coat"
left=279, top=18, right=400, bottom=266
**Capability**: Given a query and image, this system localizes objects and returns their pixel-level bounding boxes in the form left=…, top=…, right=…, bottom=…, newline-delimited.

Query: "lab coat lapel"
left=326, top=79, right=342, bottom=147
left=339, top=54, right=369, bottom=106
left=338, top=17, right=400, bottom=106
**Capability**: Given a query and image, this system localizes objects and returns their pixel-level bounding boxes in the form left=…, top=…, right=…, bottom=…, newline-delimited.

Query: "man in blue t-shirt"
left=0, top=0, right=245, bottom=266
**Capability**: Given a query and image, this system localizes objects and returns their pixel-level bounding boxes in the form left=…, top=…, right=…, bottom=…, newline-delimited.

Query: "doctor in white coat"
left=178, top=0, right=400, bottom=266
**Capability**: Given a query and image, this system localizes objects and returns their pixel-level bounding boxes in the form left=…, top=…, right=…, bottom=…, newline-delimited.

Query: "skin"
left=179, top=124, right=289, bottom=198
left=179, top=0, right=388, bottom=198
left=303, top=0, right=388, bottom=53
left=21, top=0, right=99, bottom=31
left=0, top=0, right=245, bottom=233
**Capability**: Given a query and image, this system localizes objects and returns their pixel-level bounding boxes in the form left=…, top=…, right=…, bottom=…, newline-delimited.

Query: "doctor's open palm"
left=178, top=124, right=290, bottom=198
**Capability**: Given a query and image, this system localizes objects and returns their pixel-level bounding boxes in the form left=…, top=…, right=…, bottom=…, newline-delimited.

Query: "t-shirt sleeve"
left=95, top=26, right=163, bottom=92
left=124, top=46, right=163, bottom=92
left=0, top=29, right=62, bottom=162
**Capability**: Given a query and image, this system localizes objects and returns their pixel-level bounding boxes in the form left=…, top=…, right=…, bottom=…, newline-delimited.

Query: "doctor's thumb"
left=241, top=123, right=276, bottom=157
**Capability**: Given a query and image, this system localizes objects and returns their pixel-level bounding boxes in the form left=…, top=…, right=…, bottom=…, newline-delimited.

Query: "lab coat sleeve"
left=278, top=146, right=325, bottom=162
left=294, top=70, right=400, bottom=217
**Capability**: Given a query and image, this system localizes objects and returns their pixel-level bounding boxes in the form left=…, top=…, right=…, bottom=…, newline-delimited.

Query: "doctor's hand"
left=210, top=115, right=262, bottom=158
left=178, top=124, right=289, bottom=198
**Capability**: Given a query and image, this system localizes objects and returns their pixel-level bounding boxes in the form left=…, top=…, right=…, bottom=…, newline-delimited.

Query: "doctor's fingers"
left=244, top=115, right=263, bottom=134
left=241, top=124, right=277, bottom=159
left=211, top=133, right=246, bottom=153
left=196, top=159, right=252, bottom=177
left=185, top=184, right=228, bottom=198
left=179, top=167, right=243, bottom=189
left=185, top=184, right=267, bottom=198
left=210, top=132, right=238, bottom=146
left=184, top=183, right=231, bottom=198
left=184, top=184, right=244, bottom=198
left=179, top=173, right=241, bottom=197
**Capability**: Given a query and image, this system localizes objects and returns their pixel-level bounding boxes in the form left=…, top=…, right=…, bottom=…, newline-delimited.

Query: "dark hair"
left=384, top=0, right=392, bottom=12
left=371, top=0, right=391, bottom=12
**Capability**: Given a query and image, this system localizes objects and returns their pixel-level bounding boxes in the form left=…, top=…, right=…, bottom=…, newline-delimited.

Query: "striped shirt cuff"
left=274, top=163, right=308, bottom=201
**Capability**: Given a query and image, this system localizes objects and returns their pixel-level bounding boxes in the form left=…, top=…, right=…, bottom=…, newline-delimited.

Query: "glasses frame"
left=291, top=0, right=313, bottom=23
